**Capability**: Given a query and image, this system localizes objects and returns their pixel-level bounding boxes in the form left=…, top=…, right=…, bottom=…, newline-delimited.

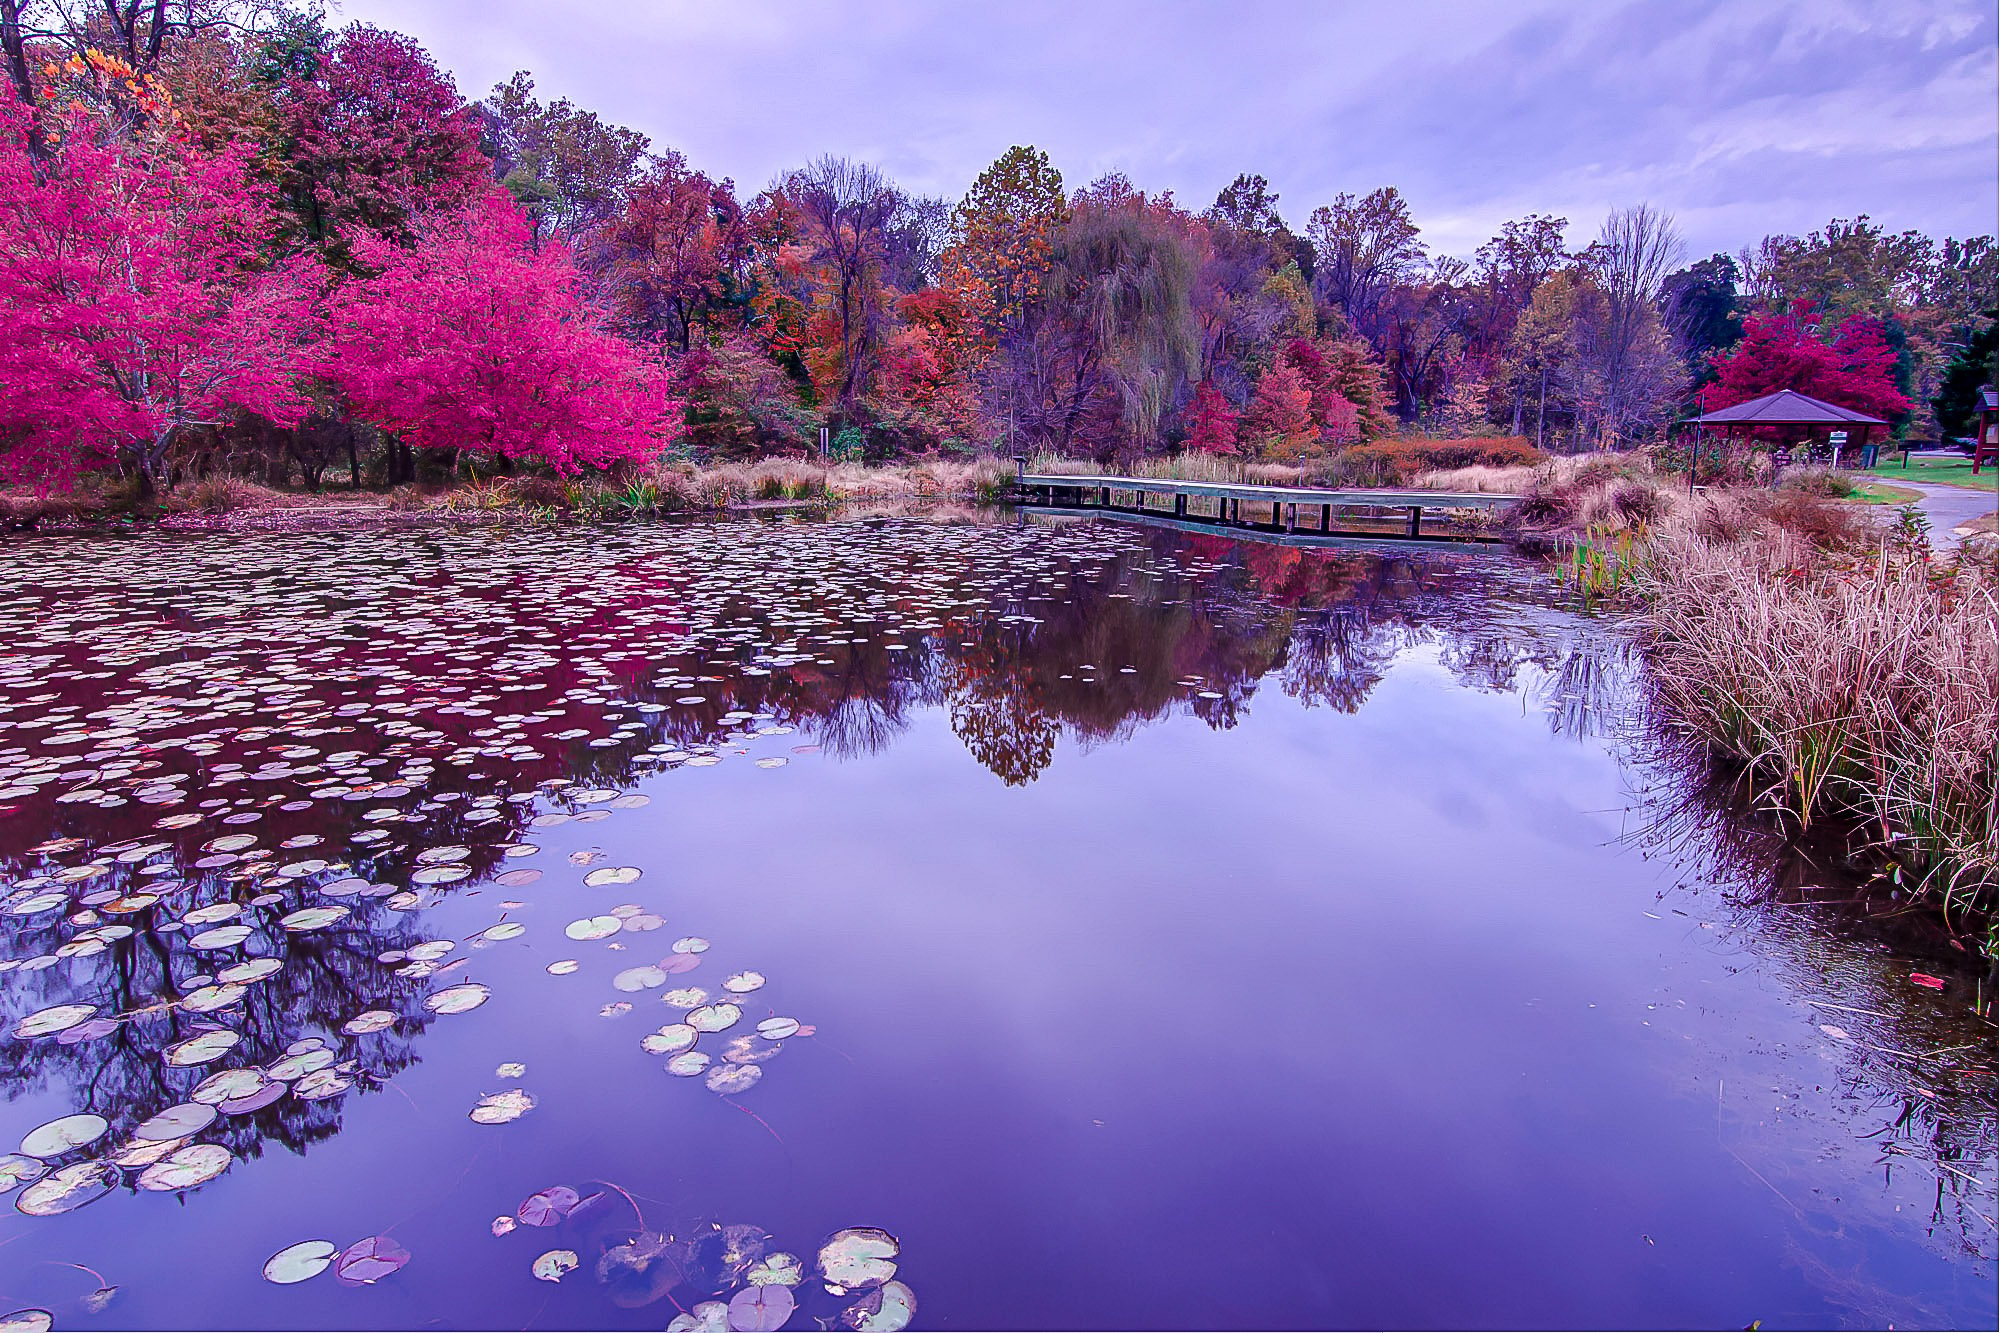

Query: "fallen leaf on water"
left=1910, top=973, right=1946, bottom=989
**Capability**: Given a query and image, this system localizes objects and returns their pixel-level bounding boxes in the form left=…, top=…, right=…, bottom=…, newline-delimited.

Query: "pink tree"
left=0, top=88, right=315, bottom=494
left=327, top=191, right=681, bottom=474
left=276, top=24, right=490, bottom=259
left=1703, top=303, right=1913, bottom=423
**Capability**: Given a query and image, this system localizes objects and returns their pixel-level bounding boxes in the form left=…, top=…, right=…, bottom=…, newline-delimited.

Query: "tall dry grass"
left=1634, top=527, right=1998, bottom=935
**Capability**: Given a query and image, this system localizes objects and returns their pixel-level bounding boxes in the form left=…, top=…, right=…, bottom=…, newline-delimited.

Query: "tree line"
left=1, top=3, right=1994, bottom=494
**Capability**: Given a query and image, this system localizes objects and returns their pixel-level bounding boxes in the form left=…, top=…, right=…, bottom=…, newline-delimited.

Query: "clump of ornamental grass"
left=1632, top=525, right=1998, bottom=942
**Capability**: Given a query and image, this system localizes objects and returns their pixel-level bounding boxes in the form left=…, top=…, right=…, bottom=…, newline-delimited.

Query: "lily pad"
left=747, top=1252, right=804, bottom=1287
left=134, top=1102, right=218, bottom=1141
left=756, top=1017, right=801, bottom=1041
left=0, top=1155, right=50, bottom=1191
left=165, top=1029, right=239, bottom=1066
left=727, top=1284, right=796, bottom=1331
left=137, top=1142, right=233, bottom=1191
left=565, top=915, right=621, bottom=941
left=613, top=965, right=668, bottom=992
left=582, top=866, right=641, bottom=887
left=334, top=1235, right=410, bottom=1286
left=186, top=924, right=254, bottom=950
left=641, top=1024, right=698, bottom=1055
left=723, top=971, right=766, bottom=994
left=518, top=1185, right=580, bottom=1227
left=667, top=1300, right=730, bottom=1333
left=818, top=1228, right=898, bottom=1289
left=470, top=1089, right=535, bottom=1125
left=13, top=1004, right=97, bottom=1039
left=687, top=1003, right=742, bottom=1034
left=532, top=1249, right=579, bottom=1283
left=279, top=906, right=349, bottom=932
left=665, top=1052, right=712, bottom=1077
left=705, top=1063, right=762, bottom=1096
left=15, top=1159, right=117, bottom=1216
left=424, top=982, right=491, bottom=1015
left=21, top=1113, right=109, bottom=1158
left=843, top=1279, right=917, bottom=1331
left=0, top=1311, right=52, bottom=1333
left=263, top=1239, right=338, bottom=1284
left=342, top=1010, right=397, bottom=1035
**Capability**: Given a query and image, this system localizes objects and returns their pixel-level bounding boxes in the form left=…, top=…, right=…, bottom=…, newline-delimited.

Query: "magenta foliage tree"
left=276, top=23, right=490, bottom=257
left=327, top=191, right=682, bottom=473
left=0, top=88, right=316, bottom=493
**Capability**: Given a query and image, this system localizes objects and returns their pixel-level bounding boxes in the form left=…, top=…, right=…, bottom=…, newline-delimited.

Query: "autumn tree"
left=1307, top=187, right=1426, bottom=344
left=783, top=155, right=903, bottom=412
left=1583, top=203, right=1685, bottom=444
left=1182, top=379, right=1240, bottom=454
left=326, top=191, right=680, bottom=475
left=483, top=71, right=647, bottom=244
left=601, top=150, right=746, bottom=351
left=1703, top=304, right=1914, bottom=424
left=271, top=23, right=487, bottom=261
left=0, top=84, right=314, bottom=494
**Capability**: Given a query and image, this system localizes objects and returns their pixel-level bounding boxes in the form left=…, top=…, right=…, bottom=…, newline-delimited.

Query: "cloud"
left=335, top=0, right=1997, bottom=257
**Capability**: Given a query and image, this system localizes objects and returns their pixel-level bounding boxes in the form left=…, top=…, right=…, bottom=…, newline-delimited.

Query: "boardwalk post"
left=1320, top=502, right=1331, bottom=532
left=1405, top=505, right=1421, bottom=538
left=1099, top=485, right=1110, bottom=508
left=1174, top=493, right=1186, bottom=517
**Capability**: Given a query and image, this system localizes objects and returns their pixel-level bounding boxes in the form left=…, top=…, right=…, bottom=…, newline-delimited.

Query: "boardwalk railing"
left=1013, top=471, right=1516, bottom=541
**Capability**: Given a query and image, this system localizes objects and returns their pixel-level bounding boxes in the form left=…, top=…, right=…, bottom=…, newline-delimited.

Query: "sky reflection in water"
left=0, top=514, right=1991, bottom=1331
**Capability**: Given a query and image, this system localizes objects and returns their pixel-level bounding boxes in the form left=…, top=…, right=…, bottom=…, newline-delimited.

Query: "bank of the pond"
left=1501, top=460, right=1998, bottom=953
left=0, top=458, right=1017, bottom=532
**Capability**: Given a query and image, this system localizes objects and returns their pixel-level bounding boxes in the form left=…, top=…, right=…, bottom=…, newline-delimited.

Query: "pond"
left=0, top=513, right=1991, bottom=1331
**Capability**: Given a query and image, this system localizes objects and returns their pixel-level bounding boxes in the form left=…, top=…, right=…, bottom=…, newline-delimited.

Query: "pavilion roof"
left=1691, top=389, right=1886, bottom=427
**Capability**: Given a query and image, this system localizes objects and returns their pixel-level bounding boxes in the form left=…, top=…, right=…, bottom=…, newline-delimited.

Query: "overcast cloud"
left=336, top=0, right=1997, bottom=260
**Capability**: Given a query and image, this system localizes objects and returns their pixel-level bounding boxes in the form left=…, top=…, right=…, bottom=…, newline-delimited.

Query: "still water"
left=0, top=514, right=1991, bottom=1331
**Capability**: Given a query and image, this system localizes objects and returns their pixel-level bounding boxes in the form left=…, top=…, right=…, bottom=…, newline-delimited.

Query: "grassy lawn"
left=1850, top=480, right=1924, bottom=505
left=1866, top=452, right=2000, bottom=492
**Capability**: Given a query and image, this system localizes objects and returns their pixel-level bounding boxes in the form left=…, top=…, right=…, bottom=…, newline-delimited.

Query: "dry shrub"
left=1636, top=529, right=1998, bottom=929
left=168, top=476, right=282, bottom=514
left=1776, top=465, right=1857, bottom=498
left=1333, top=436, right=1544, bottom=486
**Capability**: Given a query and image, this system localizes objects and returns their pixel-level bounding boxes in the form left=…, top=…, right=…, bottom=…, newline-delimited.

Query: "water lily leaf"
left=134, top=1102, right=217, bottom=1141
left=723, top=971, right=766, bottom=994
left=641, top=1024, right=697, bottom=1055
left=705, top=1063, right=762, bottom=1096
left=595, top=1230, right=683, bottom=1308
left=334, top=1236, right=410, bottom=1286
left=81, top=1287, right=117, bottom=1314
left=665, top=1052, right=711, bottom=1077
left=164, top=1029, right=239, bottom=1066
left=265, top=1048, right=335, bottom=1081
left=294, top=1069, right=353, bottom=1101
left=218, top=1081, right=289, bottom=1116
left=671, top=937, right=710, bottom=954
left=660, top=953, right=701, bottom=975
left=186, top=924, right=253, bottom=950
left=583, top=866, right=642, bottom=887
left=491, top=1215, right=517, bottom=1237
left=13, top=1004, right=97, bottom=1039
left=532, top=1249, right=579, bottom=1283
left=495, top=1062, right=527, bottom=1078
left=424, top=982, right=490, bottom=1015
left=756, top=1018, right=801, bottom=1041
left=218, top=957, right=283, bottom=984
left=0, top=1310, right=53, bottom=1333
left=843, top=1280, right=916, bottom=1331
left=137, top=1142, right=232, bottom=1190
left=342, top=1010, right=397, bottom=1036
left=687, top=1003, right=742, bottom=1034
left=746, top=1252, right=804, bottom=1287
left=546, top=960, right=580, bottom=975
left=663, top=987, right=709, bottom=1009
left=477, top=922, right=526, bottom=943
left=470, top=1089, right=535, bottom=1124
left=494, top=869, right=542, bottom=887
left=416, top=846, right=471, bottom=865
left=279, top=906, right=349, bottom=932
left=667, top=1300, right=729, bottom=1333
left=192, top=1068, right=268, bottom=1104
left=728, top=1284, right=796, bottom=1331
left=15, top=1160, right=116, bottom=1216
left=565, top=915, right=621, bottom=941
left=817, top=1229, right=898, bottom=1289
left=21, top=1113, right=109, bottom=1158
left=0, top=1154, right=49, bottom=1191
left=182, top=983, right=246, bottom=1013
left=517, top=1185, right=580, bottom=1227
left=613, top=965, right=667, bottom=992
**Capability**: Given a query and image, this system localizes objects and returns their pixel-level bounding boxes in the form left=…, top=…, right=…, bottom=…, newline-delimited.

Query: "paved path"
left=1893, top=478, right=1998, bottom=539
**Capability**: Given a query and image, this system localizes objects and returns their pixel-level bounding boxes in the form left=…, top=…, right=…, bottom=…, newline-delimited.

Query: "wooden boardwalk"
left=1014, top=472, right=1516, bottom=541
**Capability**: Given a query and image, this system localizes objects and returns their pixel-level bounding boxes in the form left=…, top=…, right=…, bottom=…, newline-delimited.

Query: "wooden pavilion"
left=1688, top=389, right=1887, bottom=472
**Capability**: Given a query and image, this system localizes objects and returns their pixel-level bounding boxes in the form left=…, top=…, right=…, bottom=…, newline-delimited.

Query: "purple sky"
left=338, top=0, right=1997, bottom=261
